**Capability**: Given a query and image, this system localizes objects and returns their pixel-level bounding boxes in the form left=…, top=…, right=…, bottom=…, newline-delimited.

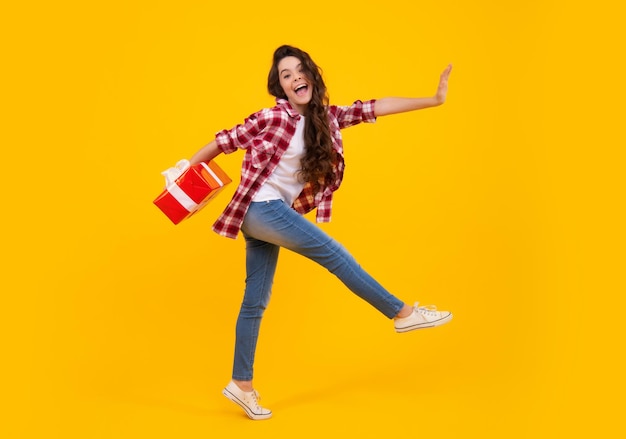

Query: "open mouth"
left=294, top=84, right=309, bottom=97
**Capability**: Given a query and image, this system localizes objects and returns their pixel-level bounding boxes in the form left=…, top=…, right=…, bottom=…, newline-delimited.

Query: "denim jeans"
left=232, top=200, right=404, bottom=381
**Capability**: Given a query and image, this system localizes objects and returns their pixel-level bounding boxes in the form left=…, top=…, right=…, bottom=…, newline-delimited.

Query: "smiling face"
left=277, top=56, right=312, bottom=114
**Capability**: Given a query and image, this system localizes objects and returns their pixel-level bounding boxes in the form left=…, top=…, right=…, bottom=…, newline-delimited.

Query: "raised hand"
left=435, top=64, right=453, bottom=105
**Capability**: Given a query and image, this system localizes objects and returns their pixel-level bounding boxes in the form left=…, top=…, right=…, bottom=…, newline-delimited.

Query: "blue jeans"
left=232, top=200, right=404, bottom=381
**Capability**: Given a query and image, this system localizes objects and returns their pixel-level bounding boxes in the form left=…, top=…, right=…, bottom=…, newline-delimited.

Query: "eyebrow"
left=280, top=63, right=302, bottom=75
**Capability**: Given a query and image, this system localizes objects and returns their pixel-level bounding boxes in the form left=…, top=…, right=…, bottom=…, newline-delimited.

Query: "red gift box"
left=154, top=160, right=232, bottom=224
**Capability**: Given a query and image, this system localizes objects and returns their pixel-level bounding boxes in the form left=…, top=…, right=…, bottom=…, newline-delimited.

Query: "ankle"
left=395, top=304, right=414, bottom=319
left=233, top=379, right=254, bottom=392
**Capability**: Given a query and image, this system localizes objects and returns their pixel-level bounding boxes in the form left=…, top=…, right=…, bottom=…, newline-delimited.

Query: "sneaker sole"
left=222, top=388, right=272, bottom=420
left=395, top=312, right=453, bottom=333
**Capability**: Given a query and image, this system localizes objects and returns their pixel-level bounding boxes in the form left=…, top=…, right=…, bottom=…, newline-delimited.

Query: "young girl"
left=189, top=45, right=453, bottom=420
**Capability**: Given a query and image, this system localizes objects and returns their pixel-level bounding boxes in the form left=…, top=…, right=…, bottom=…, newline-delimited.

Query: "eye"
left=283, top=74, right=291, bottom=80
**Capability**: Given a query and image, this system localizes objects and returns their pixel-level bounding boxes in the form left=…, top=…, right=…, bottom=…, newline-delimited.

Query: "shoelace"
left=416, top=304, right=439, bottom=317
left=247, top=390, right=263, bottom=411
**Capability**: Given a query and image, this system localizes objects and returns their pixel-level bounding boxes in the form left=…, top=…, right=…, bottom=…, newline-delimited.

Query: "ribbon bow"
left=161, top=159, right=191, bottom=187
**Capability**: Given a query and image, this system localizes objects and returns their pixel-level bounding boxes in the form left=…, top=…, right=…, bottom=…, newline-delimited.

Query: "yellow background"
left=2, top=0, right=624, bottom=437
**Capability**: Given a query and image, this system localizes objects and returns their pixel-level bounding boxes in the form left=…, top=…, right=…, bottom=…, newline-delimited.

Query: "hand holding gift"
left=153, top=159, right=232, bottom=225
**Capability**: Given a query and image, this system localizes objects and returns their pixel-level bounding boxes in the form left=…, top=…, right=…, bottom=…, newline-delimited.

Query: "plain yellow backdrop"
left=2, top=0, right=624, bottom=437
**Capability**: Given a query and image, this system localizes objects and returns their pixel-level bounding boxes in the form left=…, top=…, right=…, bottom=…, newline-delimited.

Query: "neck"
left=290, top=101, right=307, bottom=115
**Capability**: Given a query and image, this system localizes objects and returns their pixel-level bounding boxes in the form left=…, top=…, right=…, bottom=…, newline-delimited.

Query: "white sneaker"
left=222, top=381, right=272, bottom=420
left=394, top=302, right=453, bottom=333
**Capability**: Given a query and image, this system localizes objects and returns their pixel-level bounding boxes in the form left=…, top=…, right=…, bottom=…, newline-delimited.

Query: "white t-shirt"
left=252, top=116, right=306, bottom=205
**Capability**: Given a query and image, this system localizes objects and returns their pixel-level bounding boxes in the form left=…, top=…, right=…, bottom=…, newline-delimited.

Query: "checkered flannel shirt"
left=212, top=98, right=377, bottom=239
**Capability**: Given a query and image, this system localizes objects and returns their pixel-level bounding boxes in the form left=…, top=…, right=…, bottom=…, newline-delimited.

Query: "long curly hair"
left=267, top=45, right=335, bottom=190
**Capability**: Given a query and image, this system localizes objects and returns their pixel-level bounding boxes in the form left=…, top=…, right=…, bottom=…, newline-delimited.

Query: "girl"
left=189, top=45, right=453, bottom=420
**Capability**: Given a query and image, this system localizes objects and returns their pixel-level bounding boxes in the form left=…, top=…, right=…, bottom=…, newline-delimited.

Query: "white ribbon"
left=161, top=159, right=191, bottom=187
left=161, top=159, right=226, bottom=213
left=200, top=161, right=224, bottom=187
left=166, top=183, right=198, bottom=211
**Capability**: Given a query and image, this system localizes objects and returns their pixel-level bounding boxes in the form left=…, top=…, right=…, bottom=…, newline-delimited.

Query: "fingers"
left=436, top=64, right=451, bottom=103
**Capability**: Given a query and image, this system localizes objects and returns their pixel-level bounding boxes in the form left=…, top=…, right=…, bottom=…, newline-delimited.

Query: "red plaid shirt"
left=212, top=98, right=377, bottom=239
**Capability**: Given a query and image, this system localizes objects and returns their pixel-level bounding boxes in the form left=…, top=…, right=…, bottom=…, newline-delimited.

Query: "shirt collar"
left=276, top=98, right=301, bottom=119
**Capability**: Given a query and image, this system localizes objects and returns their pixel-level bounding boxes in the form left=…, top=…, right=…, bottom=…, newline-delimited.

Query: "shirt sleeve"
left=214, top=108, right=269, bottom=154
left=332, top=99, right=377, bottom=129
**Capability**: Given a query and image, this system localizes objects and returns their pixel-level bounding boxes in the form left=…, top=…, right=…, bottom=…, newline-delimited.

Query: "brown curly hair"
left=267, top=45, right=336, bottom=191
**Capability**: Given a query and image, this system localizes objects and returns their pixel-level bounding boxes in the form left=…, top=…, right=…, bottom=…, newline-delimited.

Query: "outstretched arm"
left=374, top=64, right=452, bottom=117
left=189, top=140, right=222, bottom=165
